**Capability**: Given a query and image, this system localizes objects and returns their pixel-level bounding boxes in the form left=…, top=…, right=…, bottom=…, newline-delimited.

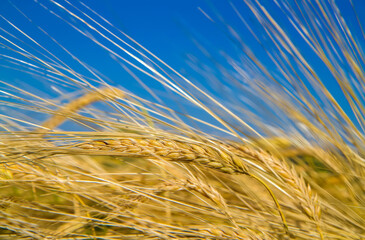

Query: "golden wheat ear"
left=75, top=137, right=292, bottom=234
left=37, top=87, right=124, bottom=133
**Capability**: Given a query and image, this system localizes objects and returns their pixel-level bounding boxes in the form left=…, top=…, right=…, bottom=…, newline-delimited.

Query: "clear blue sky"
left=1, top=0, right=365, bottom=136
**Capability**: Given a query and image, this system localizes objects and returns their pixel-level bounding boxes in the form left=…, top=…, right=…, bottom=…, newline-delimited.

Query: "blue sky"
left=1, top=0, right=365, bottom=137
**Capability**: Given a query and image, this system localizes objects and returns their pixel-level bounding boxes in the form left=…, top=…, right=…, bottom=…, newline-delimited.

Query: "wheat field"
left=0, top=0, right=364, bottom=239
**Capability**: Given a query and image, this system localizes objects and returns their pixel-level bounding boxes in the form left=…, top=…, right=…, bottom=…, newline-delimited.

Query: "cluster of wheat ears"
left=0, top=0, right=364, bottom=239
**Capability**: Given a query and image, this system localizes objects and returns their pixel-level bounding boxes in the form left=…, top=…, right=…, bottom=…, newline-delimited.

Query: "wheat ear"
left=76, top=137, right=289, bottom=234
left=38, top=87, right=124, bottom=133
left=235, top=144, right=323, bottom=239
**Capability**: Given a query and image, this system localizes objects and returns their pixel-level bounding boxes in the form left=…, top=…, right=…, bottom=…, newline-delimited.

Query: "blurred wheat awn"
left=0, top=0, right=364, bottom=239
